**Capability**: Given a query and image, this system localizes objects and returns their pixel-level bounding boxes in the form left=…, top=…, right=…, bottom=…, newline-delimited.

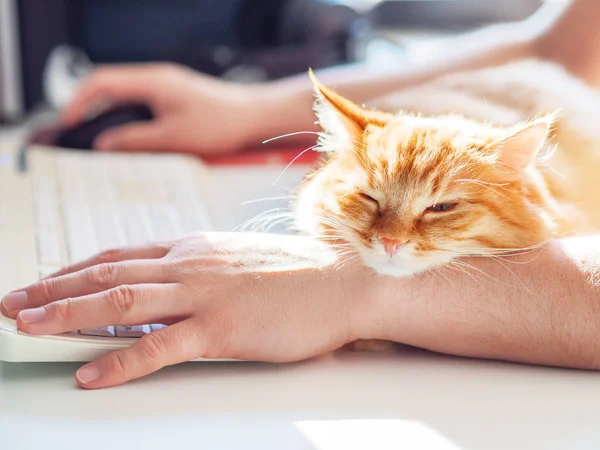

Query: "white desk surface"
left=1, top=123, right=600, bottom=450
left=2, top=352, right=600, bottom=450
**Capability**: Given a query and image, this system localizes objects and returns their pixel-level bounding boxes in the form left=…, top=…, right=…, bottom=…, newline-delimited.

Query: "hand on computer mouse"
left=62, top=64, right=272, bottom=154
left=2, top=233, right=379, bottom=389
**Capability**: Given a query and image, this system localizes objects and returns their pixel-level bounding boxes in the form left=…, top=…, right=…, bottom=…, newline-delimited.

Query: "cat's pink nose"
left=381, top=237, right=410, bottom=255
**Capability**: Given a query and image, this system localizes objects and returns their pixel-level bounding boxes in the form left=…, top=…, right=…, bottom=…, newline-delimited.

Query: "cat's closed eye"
left=425, top=202, right=458, bottom=213
left=358, top=192, right=379, bottom=206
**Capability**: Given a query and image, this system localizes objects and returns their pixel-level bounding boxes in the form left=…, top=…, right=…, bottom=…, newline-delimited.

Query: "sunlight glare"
left=295, top=419, right=461, bottom=450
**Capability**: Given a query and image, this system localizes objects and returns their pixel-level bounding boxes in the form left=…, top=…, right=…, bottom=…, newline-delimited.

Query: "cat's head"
left=295, top=71, right=559, bottom=276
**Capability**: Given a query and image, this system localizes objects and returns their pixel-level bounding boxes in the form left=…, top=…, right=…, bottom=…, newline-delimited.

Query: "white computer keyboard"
left=32, top=146, right=213, bottom=269
left=0, top=146, right=227, bottom=362
left=0, top=314, right=196, bottom=362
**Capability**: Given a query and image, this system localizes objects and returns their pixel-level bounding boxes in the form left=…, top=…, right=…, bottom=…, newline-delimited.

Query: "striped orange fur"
left=294, top=68, right=585, bottom=277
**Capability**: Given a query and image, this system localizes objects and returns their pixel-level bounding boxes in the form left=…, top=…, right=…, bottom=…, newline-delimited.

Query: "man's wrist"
left=340, top=264, right=407, bottom=342
left=241, top=81, right=317, bottom=148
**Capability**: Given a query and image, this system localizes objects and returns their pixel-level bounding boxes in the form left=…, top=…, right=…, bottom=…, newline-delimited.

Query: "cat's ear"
left=494, top=114, right=555, bottom=175
left=309, top=69, right=391, bottom=151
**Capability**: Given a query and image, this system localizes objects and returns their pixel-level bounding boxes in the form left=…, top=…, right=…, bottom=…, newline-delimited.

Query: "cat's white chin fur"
left=361, top=252, right=451, bottom=277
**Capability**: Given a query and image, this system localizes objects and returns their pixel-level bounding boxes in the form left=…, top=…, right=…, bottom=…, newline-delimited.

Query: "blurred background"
left=1, top=0, right=546, bottom=124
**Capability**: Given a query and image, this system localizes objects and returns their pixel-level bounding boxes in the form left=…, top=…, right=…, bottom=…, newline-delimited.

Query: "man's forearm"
left=254, top=19, right=538, bottom=145
left=252, top=0, right=600, bottom=146
left=536, top=0, right=600, bottom=87
left=373, top=236, right=600, bottom=369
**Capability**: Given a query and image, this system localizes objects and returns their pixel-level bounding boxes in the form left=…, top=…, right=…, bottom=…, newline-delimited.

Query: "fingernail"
left=2, top=291, right=28, bottom=310
left=77, top=365, right=101, bottom=384
left=19, top=307, right=46, bottom=324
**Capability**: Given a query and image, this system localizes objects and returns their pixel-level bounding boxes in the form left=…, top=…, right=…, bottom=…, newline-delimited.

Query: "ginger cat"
left=296, top=60, right=600, bottom=276
left=294, top=61, right=600, bottom=350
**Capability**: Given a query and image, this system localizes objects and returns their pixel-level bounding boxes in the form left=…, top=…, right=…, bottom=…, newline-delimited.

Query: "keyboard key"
left=115, top=325, right=151, bottom=338
left=33, top=176, right=59, bottom=228
left=146, top=205, right=183, bottom=241
left=79, top=326, right=116, bottom=337
left=63, top=208, right=98, bottom=263
left=92, top=209, right=127, bottom=252
left=51, top=150, right=213, bottom=267
left=39, top=266, right=59, bottom=279
left=120, top=205, right=153, bottom=245
left=37, top=228, right=62, bottom=265
left=32, top=176, right=63, bottom=265
left=59, top=158, right=99, bottom=262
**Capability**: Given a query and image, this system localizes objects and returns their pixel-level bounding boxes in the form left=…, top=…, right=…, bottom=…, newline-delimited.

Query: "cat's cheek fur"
left=293, top=175, right=328, bottom=236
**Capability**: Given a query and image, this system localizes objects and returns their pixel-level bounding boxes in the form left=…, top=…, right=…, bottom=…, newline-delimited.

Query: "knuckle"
left=156, top=240, right=174, bottom=255
left=97, top=248, right=122, bottom=264
left=164, top=258, right=186, bottom=278
left=107, top=352, right=128, bottom=379
left=139, top=332, right=168, bottom=359
left=37, top=278, right=57, bottom=302
left=87, top=263, right=119, bottom=288
left=108, top=285, right=137, bottom=316
left=51, top=298, right=76, bottom=323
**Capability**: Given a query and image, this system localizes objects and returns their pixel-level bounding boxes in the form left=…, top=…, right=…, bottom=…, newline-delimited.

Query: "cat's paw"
left=345, top=339, right=396, bottom=352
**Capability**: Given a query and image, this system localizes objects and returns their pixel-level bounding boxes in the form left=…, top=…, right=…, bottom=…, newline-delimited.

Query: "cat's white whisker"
left=454, top=179, right=512, bottom=200
left=433, top=266, right=455, bottom=286
left=334, top=253, right=357, bottom=263
left=451, top=259, right=514, bottom=288
left=241, top=196, right=293, bottom=205
left=322, top=236, right=350, bottom=243
left=454, top=178, right=512, bottom=190
left=254, top=214, right=294, bottom=230
left=264, top=217, right=295, bottom=232
left=262, top=131, right=320, bottom=144
left=296, top=166, right=325, bottom=188
left=335, top=253, right=362, bottom=271
left=487, top=256, right=535, bottom=295
left=540, top=161, right=567, bottom=179
left=236, top=211, right=290, bottom=229
left=446, top=261, right=489, bottom=294
left=327, top=242, right=353, bottom=248
left=488, top=249, right=544, bottom=265
left=313, top=218, right=347, bottom=233
left=440, top=238, right=552, bottom=257
left=234, top=208, right=293, bottom=232
left=314, top=216, right=343, bottom=227
left=272, top=144, right=319, bottom=187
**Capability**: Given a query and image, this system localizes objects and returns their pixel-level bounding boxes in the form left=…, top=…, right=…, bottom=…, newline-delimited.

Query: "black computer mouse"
left=54, top=104, right=154, bottom=150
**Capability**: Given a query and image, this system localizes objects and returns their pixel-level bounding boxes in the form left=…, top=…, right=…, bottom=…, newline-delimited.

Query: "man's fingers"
left=61, top=65, right=166, bottom=126
left=94, top=123, right=170, bottom=153
left=1, top=260, right=170, bottom=318
left=75, top=320, right=207, bottom=389
left=60, top=81, right=105, bottom=127
left=16, top=283, right=186, bottom=335
left=46, top=244, right=171, bottom=279
left=1, top=244, right=170, bottom=317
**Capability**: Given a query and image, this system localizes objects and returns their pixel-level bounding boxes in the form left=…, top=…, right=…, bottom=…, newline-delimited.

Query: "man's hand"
left=62, top=63, right=266, bottom=154
left=1, top=233, right=374, bottom=389
left=3, top=232, right=598, bottom=389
